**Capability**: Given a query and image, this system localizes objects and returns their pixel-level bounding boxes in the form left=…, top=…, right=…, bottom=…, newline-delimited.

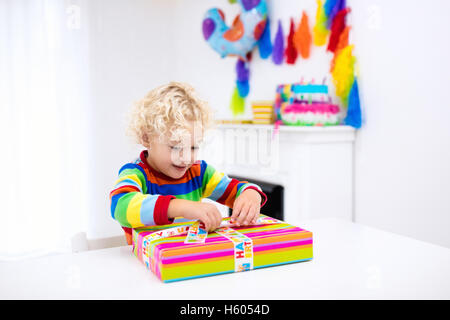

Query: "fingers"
left=196, top=204, right=223, bottom=232
left=202, top=206, right=222, bottom=232
left=243, top=205, right=255, bottom=225
left=233, top=204, right=260, bottom=226
left=201, top=202, right=262, bottom=232
left=236, top=203, right=250, bottom=226
left=248, top=205, right=259, bottom=225
left=215, top=209, right=223, bottom=228
left=231, top=199, right=243, bottom=224
left=252, top=206, right=260, bottom=224
left=208, top=209, right=222, bottom=232
left=245, top=204, right=259, bottom=225
left=199, top=213, right=211, bottom=232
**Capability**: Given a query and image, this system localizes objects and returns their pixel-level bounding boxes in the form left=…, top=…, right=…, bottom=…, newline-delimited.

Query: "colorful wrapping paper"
left=132, top=215, right=313, bottom=282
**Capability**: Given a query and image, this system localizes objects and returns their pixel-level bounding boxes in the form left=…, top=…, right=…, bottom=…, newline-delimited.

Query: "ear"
left=141, top=133, right=150, bottom=147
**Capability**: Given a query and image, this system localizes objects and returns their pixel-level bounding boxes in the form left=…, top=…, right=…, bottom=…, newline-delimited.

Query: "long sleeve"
left=200, top=161, right=267, bottom=208
left=109, top=164, right=175, bottom=229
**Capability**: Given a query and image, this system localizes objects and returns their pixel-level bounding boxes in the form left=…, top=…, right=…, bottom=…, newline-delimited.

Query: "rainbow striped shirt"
left=110, top=151, right=267, bottom=238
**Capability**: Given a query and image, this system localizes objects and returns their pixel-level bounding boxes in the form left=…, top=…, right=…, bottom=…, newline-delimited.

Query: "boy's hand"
left=188, top=202, right=223, bottom=232
left=168, top=199, right=222, bottom=232
left=231, top=188, right=262, bottom=226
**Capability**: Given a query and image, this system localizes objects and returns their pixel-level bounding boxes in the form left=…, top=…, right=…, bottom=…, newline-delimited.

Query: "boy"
left=110, top=82, right=267, bottom=244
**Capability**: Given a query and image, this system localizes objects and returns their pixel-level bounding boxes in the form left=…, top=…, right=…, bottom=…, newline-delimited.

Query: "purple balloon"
left=202, top=18, right=215, bottom=40
left=242, top=0, right=261, bottom=11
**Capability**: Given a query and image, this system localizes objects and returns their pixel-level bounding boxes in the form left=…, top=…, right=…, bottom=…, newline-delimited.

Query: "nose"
left=178, top=148, right=196, bottom=166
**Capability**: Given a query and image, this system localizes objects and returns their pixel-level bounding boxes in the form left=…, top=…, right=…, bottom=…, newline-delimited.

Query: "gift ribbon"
left=182, top=220, right=255, bottom=271
left=144, top=225, right=190, bottom=241
left=215, top=227, right=254, bottom=272
left=184, top=220, right=208, bottom=244
left=139, top=215, right=281, bottom=274
left=185, top=216, right=281, bottom=244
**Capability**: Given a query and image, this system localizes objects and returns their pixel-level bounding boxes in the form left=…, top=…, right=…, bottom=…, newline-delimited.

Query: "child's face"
left=146, top=120, right=203, bottom=179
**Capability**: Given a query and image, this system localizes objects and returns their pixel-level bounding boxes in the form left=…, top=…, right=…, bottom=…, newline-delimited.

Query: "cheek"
left=166, top=151, right=177, bottom=165
left=151, top=147, right=174, bottom=167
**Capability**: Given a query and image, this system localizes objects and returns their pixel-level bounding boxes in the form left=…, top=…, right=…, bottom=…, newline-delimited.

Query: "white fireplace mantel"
left=201, top=124, right=356, bottom=224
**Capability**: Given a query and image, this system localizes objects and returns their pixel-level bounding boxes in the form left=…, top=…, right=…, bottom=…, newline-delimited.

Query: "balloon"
left=202, top=0, right=268, bottom=60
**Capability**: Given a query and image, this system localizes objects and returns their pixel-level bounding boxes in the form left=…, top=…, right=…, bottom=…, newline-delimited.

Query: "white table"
left=1, top=218, right=450, bottom=299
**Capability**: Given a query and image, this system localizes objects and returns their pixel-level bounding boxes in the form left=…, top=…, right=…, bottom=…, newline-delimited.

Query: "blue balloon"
left=202, top=0, right=268, bottom=59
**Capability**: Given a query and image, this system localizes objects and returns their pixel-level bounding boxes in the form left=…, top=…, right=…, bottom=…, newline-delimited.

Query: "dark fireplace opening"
left=229, top=175, right=284, bottom=221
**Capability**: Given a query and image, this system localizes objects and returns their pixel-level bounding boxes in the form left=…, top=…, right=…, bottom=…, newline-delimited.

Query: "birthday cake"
left=274, top=82, right=341, bottom=126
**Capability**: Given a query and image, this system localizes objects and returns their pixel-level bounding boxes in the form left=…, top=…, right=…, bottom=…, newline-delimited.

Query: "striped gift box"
left=251, top=101, right=274, bottom=124
left=132, top=215, right=313, bottom=282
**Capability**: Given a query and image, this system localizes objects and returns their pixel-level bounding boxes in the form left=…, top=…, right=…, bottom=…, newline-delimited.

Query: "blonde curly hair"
left=128, top=82, right=215, bottom=146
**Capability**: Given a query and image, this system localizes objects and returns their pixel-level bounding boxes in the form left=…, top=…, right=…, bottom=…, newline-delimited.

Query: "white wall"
left=87, top=0, right=450, bottom=248
left=87, top=0, right=176, bottom=238
left=350, top=0, right=450, bottom=248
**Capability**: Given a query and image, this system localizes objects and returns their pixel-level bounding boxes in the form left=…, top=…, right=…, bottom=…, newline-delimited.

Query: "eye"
left=170, top=145, right=199, bottom=151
